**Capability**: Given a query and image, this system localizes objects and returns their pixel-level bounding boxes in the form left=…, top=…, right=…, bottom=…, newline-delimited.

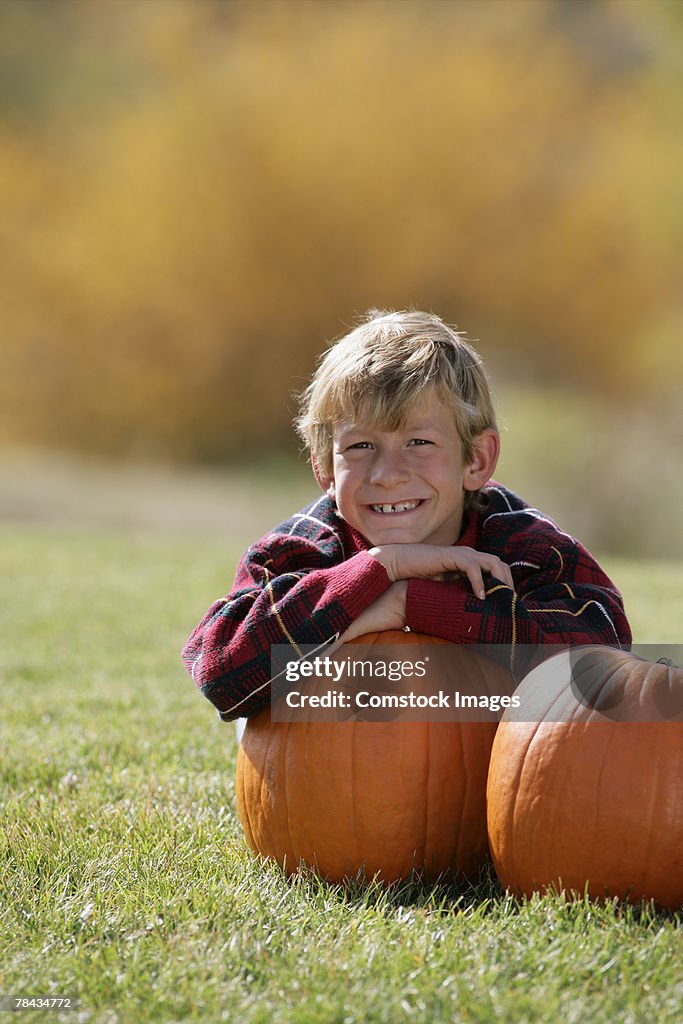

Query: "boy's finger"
left=467, top=569, right=486, bottom=601
left=488, top=559, right=514, bottom=589
left=496, top=566, right=514, bottom=589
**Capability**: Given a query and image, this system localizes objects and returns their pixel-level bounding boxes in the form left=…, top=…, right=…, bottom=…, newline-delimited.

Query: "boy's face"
left=317, top=395, right=496, bottom=547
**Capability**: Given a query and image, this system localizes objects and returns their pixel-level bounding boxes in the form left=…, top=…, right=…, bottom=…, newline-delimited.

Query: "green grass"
left=1, top=525, right=681, bottom=1023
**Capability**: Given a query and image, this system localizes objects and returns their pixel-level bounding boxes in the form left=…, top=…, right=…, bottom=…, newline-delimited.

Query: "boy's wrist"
left=367, top=545, right=397, bottom=581
left=405, top=577, right=467, bottom=639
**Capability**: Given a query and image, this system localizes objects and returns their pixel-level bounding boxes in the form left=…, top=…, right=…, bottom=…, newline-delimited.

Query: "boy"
left=182, top=310, right=631, bottom=721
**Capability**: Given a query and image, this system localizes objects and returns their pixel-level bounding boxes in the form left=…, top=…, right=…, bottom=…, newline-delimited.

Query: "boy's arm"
left=181, top=533, right=392, bottom=721
left=403, top=532, right=631, bottom=674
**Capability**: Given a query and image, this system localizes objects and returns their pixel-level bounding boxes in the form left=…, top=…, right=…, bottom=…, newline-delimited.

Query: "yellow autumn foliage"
left=0, top=0, right=680, bottom=461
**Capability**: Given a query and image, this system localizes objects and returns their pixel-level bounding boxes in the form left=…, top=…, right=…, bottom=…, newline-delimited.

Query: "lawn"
left=1, top=524, right=681, bottom=1023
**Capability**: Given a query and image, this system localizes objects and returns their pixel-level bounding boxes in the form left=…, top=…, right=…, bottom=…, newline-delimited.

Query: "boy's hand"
left=339, top=581, right=408, bottom=642
left=369, top=544, right=514, bottom=600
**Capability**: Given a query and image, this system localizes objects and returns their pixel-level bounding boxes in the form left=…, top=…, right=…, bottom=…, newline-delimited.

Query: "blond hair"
left=296, top=310, right=498, bottom=495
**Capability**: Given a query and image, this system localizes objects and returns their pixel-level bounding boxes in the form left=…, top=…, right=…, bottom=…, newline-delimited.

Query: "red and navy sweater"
left=181, top=481, right=632, bottom=721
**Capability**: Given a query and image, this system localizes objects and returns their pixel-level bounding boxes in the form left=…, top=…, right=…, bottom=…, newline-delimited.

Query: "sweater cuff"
left=405, top=578, right=470, bottom=641
left=327, top=551, right=392, bottom=620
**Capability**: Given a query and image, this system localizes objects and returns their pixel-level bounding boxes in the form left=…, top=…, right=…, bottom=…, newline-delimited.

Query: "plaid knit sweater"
left=181, top=481, right=631, bottom=721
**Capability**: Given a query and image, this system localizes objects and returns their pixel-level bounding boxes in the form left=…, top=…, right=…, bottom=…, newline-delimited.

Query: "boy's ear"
left=463, top=429, right=500, bottom=491
left=311, top=455, right=335, bottom=499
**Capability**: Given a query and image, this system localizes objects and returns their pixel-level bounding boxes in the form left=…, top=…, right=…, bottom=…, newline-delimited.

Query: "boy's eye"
left=408, top=438, right=432, bottom=446
left=346, top=441, right=373, bottom=450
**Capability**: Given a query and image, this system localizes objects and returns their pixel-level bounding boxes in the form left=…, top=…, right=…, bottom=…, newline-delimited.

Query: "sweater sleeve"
left=181, top=532, right=391, bottom=721
left=405, top=514, right=631, bottom=677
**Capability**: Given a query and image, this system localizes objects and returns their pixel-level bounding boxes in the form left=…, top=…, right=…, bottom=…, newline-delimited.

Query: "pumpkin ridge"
left=241, top=719, right=266, bottom=857
left=583, top=657, right=624, bottom=721
left=281, top=720, right=298, bottom=875
left=240, top=731, right=258, bottom=854
left=575, top=722, right=618, bottom=894
left=421, top=653, right=441, bottom=877
left=509, top=720, right=544, bottom=891
left=305, top=724, right=324, bottom=875
left=585, top=724, right=615, bottom=893
left=418, top=721, right=429, bottom=875
left=260, top=719, right=278, bottom=861
left=235, top=745, right=255, bottom=853
left=454, top=724, right=469, bottom=873
left=640, top=727, right=664, bottom=897
left=464, top=653, right=499, bottom=870
left=349, top=722, right=360, bottom=879
left=651, top=726, right=683, bottom=904
left=540, top=725, right=575, bottom=888
left=456, top=659, right=480, bottom=873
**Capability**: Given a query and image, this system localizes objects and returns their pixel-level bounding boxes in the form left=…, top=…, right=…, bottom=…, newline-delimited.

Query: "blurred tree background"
left=0, top=0, right=680, bottom=555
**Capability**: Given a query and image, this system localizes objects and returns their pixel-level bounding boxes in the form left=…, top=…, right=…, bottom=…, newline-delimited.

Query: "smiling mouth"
left=369, top=499, right=424, bottom=514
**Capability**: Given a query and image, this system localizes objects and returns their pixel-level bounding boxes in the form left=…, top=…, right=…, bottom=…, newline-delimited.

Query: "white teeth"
left=371, top=500, right=420, bottom=514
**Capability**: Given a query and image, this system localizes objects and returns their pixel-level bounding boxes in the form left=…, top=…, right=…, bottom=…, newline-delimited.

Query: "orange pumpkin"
left=236, top=630, right=513, bottom=883
left=487, top=647, right=683, bottom=909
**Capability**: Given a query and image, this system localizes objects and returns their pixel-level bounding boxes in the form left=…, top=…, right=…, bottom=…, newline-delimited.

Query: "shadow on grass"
left=279, top=858, right=683, bottom=927
left=283, top=860, right=506, bottom=917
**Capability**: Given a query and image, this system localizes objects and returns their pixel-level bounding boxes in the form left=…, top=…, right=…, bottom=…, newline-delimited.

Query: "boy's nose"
left=368, top=451, right=409, bottom=487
